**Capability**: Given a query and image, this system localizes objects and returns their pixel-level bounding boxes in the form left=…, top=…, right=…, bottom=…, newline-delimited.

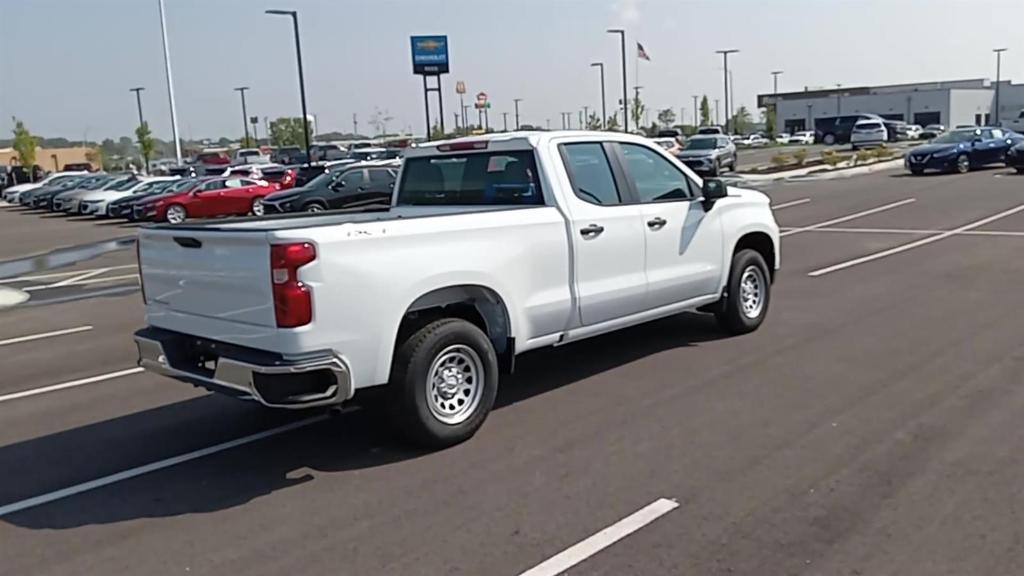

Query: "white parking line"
left=46, top=268, right=110, bottom=288
left=0, top=367, right=143, bottom=403
left=0, top=414, right=330, bottom=517
left=23, top=273, right=139, bottom=292
left=780, top=198, right=917, bottom=237
left=780, top=226, right=1024, bottom=237
left=771, top=198, right=811, bottom=210
left=0, top=325, right=93, bottom=347
left=517, top=498, right=680, bottom=576
left=0, top=264, right=137, bottom=284
left=809, top=204, right=1024, bottom=277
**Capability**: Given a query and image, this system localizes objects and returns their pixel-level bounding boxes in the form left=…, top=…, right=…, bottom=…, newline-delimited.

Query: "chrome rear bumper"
left=135, top=327, right=352, bottom=409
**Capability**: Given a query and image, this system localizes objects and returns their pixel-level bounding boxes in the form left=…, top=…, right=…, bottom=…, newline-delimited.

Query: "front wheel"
left=823, top=133, right=836, bottom=145
left=387, top=319, right=499, bottom=448
left=715, top=249, right=771, bottom=335
left=955, top=154, right=970, bottom=174
left=251, top=197, right=265, bottom=216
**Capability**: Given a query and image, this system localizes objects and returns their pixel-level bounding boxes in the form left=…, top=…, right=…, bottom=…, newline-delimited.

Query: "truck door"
left=615, top=142, right=724, bottom=310
left=559, top=142, right=648, bottom=326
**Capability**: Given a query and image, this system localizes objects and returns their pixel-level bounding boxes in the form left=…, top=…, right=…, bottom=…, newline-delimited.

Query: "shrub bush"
left=793, top=148, right=808, bottom=165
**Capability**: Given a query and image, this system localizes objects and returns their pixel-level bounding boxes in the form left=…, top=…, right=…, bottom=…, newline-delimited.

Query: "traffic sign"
left=456, top=81, right=466, bottom=95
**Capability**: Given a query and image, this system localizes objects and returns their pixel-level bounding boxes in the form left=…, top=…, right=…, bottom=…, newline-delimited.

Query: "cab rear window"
left=396, top=151, right=543, bottom=206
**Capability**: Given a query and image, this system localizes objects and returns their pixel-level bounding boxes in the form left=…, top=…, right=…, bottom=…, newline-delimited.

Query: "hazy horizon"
left=2, top=0, right=1022, bottom=142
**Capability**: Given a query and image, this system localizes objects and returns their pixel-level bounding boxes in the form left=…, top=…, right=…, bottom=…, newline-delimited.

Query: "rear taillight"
left=271, top=242, right=316, bottom=328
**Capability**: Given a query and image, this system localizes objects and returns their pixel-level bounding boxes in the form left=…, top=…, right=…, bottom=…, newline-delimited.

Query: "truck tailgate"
left=139, top=228, right=276, bottom=327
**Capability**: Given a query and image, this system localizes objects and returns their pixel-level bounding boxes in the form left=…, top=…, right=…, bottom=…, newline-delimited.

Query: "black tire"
left=304, top=201, right=327, bottom=213
left=823, top=133, right=836, bottom=145
left=955, top=154, right=970, bottom=174
left=715, top=249, right=771, bottom=335
left=387, top=318, right=499, bottom=449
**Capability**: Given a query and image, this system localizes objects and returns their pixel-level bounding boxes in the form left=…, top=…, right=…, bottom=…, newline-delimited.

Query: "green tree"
left=764, top=107, right=777, bottom=136
left=732, top=106, right=754, bottom=134
left=656, top=108, right=676, bottom=128
left=699, top=96, right=712, bottom=126
left=269, top=117, right=312, bottom=146
left=11, top=118, right=40, bottom=180
left=630, top=96, right=646, bottom=132
left=135, top=121, right=155, bottom=173
left=606, top=115, right=621, bottom=131
left=586, top=112, right=603, bottom=130
left=430, top=121, right=445, bottom=140
left=240, top=135, right=256, bottom=148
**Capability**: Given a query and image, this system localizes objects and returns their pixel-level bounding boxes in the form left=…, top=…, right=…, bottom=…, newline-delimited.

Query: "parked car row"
left=3, top=160, right=401, bottom=224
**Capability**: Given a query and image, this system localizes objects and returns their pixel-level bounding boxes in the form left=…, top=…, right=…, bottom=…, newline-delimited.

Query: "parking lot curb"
left=735, top=158, right=905, bottom=183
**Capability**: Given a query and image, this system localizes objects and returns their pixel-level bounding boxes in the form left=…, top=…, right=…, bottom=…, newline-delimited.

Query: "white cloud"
left=614, top=0, right=641, bottom=22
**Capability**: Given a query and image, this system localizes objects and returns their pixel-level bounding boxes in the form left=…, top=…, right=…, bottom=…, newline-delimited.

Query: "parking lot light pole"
left=513, top=98, right=522, bottom=130
left=157, top=0, right=182, bottom=165
left=715, top=49, right=738, bottom=133
left=234, top=87, right=251, bottom=147
left=771, top=71, right=783, bottom=136
left=590, top=62, right=607, bottom=130
left=129, top=87, right=145, bottom=129
left=994, top=48, right=1008, bottom=126
left=692, top=95, right=699, bottom=126
left=607, top=29, right=628, bottom=132
left=266, top=9, right=311, bottom=165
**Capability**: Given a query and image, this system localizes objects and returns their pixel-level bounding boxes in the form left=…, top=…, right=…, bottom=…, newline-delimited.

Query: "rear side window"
left=560, top=143, right=621, bottom=206
left=369, top=168, right=393, bottom=182
left=397, top=150, right=542, bottom=206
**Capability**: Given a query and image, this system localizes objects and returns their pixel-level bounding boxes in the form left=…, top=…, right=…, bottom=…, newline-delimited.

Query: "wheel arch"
left=397, top=285, right=515, bottom=374
left=731, top=231, right=777, bottom=282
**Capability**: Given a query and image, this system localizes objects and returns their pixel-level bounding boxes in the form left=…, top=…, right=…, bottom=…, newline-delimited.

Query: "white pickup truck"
left=134, top=131, right=780, bottom=447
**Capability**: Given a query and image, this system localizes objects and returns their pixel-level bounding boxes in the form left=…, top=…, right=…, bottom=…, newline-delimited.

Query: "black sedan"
left=263, top=163, right=397, bottom=213
left=905, top=127, right=1022, bottom=175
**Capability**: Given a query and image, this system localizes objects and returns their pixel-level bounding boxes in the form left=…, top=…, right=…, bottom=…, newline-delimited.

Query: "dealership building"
left=758, top=78, right=1024, bottom=134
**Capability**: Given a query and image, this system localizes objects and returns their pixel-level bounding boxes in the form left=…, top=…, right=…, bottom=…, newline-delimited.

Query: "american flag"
left=637, top=42, right=651, bottom=61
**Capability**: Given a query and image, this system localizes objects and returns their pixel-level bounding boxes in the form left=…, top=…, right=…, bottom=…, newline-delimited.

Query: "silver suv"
left=674, top=135, right=737, bottom=176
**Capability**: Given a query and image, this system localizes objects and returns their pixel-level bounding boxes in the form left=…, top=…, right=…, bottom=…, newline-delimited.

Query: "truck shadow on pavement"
left=0, top=312, right=726, bottom=529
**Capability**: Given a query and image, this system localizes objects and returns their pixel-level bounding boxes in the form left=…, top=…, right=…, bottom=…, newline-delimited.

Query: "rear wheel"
left=304, top=202, right=326, bottom=213
left=955, top=154, right=970, bottom=174
left=165, top=204, right=187, bottom=224
left=823, top=133, right=836, bottom=145
left=387, top=319, right=498, bottom=448
left=251, top=197, right=265, bottom=216
left=715, top=249, right=771, bottom=335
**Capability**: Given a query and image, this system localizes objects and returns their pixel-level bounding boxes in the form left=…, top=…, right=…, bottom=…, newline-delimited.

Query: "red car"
left=136, top=177, right=276, bottom=224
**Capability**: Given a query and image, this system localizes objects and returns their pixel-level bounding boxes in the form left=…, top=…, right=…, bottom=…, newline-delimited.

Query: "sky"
left=2, top=0, right=1023, bottom=142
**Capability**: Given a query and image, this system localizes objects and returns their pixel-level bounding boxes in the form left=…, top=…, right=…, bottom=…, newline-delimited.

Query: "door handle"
left=647, top=217, right=667, bottom=229
left=579, top=224, right=604, bottom=237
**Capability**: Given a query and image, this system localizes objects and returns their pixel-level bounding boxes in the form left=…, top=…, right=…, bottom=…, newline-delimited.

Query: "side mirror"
left=701, top=178, right=727, bottom=210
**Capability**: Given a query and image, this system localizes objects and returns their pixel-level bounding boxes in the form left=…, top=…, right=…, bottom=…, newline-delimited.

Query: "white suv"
left=850, top=120, right=888, bottom=150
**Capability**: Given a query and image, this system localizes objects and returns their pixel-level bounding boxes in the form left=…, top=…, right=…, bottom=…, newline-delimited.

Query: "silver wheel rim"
left=958, top=156, right=969, bottom=173
left=252, top=198, right=264, bottom=216
left=426, top=344, right=484, bottom=425
left=167, top=205, right=185, bottom=224
left=307, top=204, right=324, bottom=213
left=739, top=265, right=765, bottom=319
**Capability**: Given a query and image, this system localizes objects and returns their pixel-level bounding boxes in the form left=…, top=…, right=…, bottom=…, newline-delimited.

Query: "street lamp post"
left=266, top=9, right=311, bottom=165
left=994, top=48, right=1008, bottom=126
left=513, top=98, right=523, bottom=130
left=607, top=29, right=628, bottom=132
left=771, top=71, right=783, bottom=136
left=692, top=95, right=699, bottom=126
left=590, top=62, right=607, bottom=130
left=715, top=49, right=739, bottom=133
left=835, top=83, right=842, bottom=115
left=502, top=112, right=509, bottom=132
left=234, top=86, right=251, bottom=147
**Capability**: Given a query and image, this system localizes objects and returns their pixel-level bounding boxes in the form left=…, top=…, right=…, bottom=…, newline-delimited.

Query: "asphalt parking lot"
left=2, top=166, right=1024, bottom=575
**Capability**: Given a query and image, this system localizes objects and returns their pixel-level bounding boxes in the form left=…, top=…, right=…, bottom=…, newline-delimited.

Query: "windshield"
left=397, top=150, right=542, bottom=206
left=683, top=138, right=717, bottom=150
left=83, top=177, right=114, bottom=190
left=931, top=130, right=978, bottom=144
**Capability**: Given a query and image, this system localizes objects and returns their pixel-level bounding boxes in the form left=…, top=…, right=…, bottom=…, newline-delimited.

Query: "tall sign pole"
left=411, top=35, right=450, bottom=140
